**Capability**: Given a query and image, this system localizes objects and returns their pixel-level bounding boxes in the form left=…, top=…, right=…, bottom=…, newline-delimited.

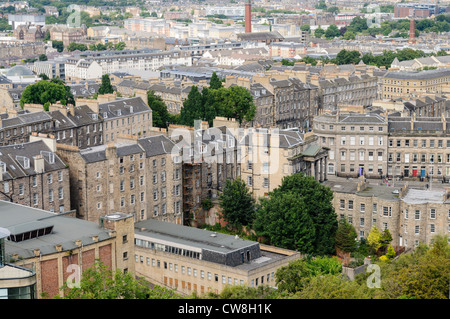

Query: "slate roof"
left=0, top=140, right=66, bottom=181
left=137, top=134, right=178, bottom=157
left=98, top=97, right=151, bottom=120
left=384, top=68, right=450, bottom=80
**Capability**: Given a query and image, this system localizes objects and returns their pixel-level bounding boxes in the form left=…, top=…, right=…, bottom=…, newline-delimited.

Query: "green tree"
left=343, top=30, right=356, bottom=40
left=209, top=71, right=223, bottom=90
left=216, top=86, right=256, bottom=125
left=59, top=260, right=179, bottom=299
left=335, top=49, right=361, bottom=65
left=39, top=54, right=48, bottom=61
left=52, top=40, right=64, bottom=53
left=147, top=90, right=171, bottom=128
left=367, top=226, right=382, bottom=254
left=314, top=26, right=325, bottom=38
left=275, top=256, right=342, bottom=294
left=326, top=6, right=340, bottom=14
left=335, top=218, right=357, bottom=253
left=379, top=229, right=393, bottom=252
left=67, top=42, right=88, bottom=52
left=178, top=85, right=203, bottom=127
left=325, top=25, right=341, bottom=39
left=300, top=24, right=310, bottom=32
left=114, top=41, right=126, bottom=50
left=219, top=178, right=255, bottom=230
left=294, top=274, right=372, bottom=299
left=98, top=74, right=114, bottom=95
left=202, top=285, right=278, bottom=299
left=254, top=173, right=338, bottom=255
left=19, top=80, right=73, bottom=108
left=39, top=73, right=49, bottom=80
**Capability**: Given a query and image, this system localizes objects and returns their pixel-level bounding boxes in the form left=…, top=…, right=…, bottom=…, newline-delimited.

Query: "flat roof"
left=402, top=188, right=446, bottom=204
left=135, top=219, right=257, bottom=255
left=0, top=201, right=114, bottom=259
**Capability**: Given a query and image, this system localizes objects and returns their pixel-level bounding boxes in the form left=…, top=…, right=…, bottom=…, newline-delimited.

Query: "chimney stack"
left=245, top=0, right=252, bottom=33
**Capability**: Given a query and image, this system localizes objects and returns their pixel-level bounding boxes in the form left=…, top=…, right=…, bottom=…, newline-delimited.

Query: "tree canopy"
left=147, top=90, right=173, bottom=128
left=98, top=74, right=114, bottom=95
left=178, top=84, right=256, bottom=127
left=58, top=260, right=179, bottom=299
left=254, top=173, right=338, bottom=255
left=219, top=178, right=256, bottom=230
left=20, top=79, right=74, bottom=110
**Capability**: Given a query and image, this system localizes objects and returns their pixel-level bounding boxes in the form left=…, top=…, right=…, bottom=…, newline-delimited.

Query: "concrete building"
left=134, top=218, right=301, bottom=296
left=8, top=14, right=45, bottom=30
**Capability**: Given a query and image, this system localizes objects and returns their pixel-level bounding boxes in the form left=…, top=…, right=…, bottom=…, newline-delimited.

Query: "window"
left=415, top=225, right=420, bottom=234
left=348, top=200, right=353, bottom=210
left=372, top=203, right=377, bottom=214
left=58, top=187, right=63, bottom=200
left=360, top=203, right=365, bottom=213
left=415, top=210, right=421, bottom=220
left=33, top=193, right=38, bottom=206
left=58, top=171, right=63, bottom=182
left=340, top=199, right=345, bottom=209
left=383, top=206, right=392, bottom=217
left=360, top=218, right=365, bottom=227
left=49, top=189, right=54, bottom=202
left=430, top=209, right=436, bottom=219
left=430, top=224, right=435, bottom=233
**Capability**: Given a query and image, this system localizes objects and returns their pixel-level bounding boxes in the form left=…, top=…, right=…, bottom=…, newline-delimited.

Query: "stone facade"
left=387, top=115, right=450, bottom=180
left=56, top=134, right=183, bottom=225
left=381, top=69, right=450, bottom=99
left=0, top=136, right=70, bottom=214
left=325, top=178, right=450, bottom=249
left=314, top=112, right=388, bottom=178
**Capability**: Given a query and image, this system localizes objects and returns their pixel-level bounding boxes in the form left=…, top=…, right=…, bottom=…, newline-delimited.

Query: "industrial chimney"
left=409, top=19, right=416, bottom=44
left=245, top=0, right=251, bottom=33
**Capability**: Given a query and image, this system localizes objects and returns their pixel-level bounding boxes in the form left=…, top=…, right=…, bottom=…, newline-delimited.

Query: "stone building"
left=0, top=111, right=53, bottom=146
left=0, top=201, right=135, bottom=298
left=226, top=75, right=319, bottom=131
left=314, top=112, right=388, bottom=178
left=0, top=135, right=70, bottom=214
left=13, top=24, right=45, bottom=42
left=96, top=96, right=153, bottom=143
left=381, top=69, right=450, bottom=99
left=325, top=177, right=450, bottom=249
left=134, top=218, right=301, bottom=296
left=56, top=134, right=183, bottom=225
left=0, top=41, right=45, bottom=61
left=311, top=74, right=378, bottom=112
left=240, top=128, right=329, bottom=200
left=387, top=115, right=450, bottom=180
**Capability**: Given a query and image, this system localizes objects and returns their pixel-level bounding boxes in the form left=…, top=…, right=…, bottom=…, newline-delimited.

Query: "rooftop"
left=0, top=201, right=114, bottom=259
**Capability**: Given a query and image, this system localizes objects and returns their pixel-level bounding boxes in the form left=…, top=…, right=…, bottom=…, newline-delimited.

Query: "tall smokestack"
left=245, top=0, right=251, bottom=33
left=409, top=19, right=415, bottom=44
